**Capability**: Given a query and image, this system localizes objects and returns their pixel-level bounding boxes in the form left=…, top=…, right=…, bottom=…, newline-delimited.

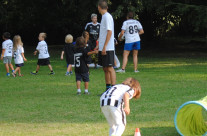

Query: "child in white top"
left=100, top=77, right=141, bottom=136
left=1, top=32, right=15, bottom=76
left=31, top=33, right=54, bottom=75
left=12, top=35, right=27, bottom=77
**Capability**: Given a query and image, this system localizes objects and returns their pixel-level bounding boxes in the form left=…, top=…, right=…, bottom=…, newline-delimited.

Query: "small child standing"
left=12, top=35, right=27, bottom=77
left=60, top=34, right=74, bottom=76
left=31, top=32, right=54, bottom=75
left=74, top=37, right=98, bottom=95
left=100, top=77, right=141, bottom=136
left=1, top=32, right=15, bottom=76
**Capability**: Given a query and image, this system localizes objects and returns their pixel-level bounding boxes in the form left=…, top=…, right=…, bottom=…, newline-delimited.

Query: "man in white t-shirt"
left=98, top=0, right=116, bottom=91
left=116, top=12, right=144, bottom=73
left=31, top=33, right=54, bottom=75
left=1, top=32, right=14, bottom=76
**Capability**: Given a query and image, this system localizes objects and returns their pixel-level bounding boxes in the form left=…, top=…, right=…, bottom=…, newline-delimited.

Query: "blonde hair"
left=13, top=35, right=23, bottom=51
left=65, top=34, right=73, bottom=43
left=122, top=77, right=141, bottom=99
left=40, top=32, right=47, bottom=39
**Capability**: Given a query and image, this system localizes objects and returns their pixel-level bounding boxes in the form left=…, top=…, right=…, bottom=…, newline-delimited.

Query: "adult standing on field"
left=98, top=0, right=116, bottom=91
left=116, top=11, right=144, bottom=73
left=85, top=13, right=100, bottom=68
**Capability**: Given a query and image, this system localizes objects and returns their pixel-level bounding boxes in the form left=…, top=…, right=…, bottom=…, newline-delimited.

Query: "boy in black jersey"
left=74, top=37, right=98, bottom=95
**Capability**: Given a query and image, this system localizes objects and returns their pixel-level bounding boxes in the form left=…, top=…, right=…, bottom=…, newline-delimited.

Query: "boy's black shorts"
left=75, top=72, right=89, bottom=82
left=37, top=58, right=50, bottom=66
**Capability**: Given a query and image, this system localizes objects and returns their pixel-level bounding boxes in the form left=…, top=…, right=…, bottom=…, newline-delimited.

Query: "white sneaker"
left=116, top=69, right=125, bottom=73
left=134, top=70, right=139, bottom=73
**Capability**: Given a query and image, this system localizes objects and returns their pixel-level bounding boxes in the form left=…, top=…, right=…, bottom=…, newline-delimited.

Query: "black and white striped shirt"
left=100, top=84, right=135, bottom=108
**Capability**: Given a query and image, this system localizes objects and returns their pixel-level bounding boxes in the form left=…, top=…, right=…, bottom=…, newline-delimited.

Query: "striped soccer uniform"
left=100, top=84, right=135, bottom=136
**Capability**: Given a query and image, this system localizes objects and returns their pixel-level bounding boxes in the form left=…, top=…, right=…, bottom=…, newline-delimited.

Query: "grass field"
left=0, top=47, right=207, bottom=136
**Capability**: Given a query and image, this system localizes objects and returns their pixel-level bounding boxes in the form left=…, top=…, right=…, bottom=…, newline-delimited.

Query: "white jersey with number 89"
left=36, top=41, right=50, bottom=59
left=121, top=19, right=143, bottom=43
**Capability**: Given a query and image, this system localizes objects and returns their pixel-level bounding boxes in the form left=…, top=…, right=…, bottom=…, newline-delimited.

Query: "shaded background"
left=0, top=0, right=206, bottom=47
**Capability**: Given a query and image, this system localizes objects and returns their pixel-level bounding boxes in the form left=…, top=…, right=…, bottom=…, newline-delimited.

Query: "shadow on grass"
left=126, top=127, right=180, bottom=136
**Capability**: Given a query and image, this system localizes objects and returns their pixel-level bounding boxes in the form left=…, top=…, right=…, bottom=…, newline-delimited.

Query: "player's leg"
left=111, top=107, right=126, bottom=136
left=133, top=50, right=138, bottom=71
left=5, top=63, right=9, bottom=73
left=101, top=106, right=116, bottom=136
left=122, top=50, right=130, bottom=70
left=75, top=73, right=82, bottom=95
left=107, top=66, right=116, bottom=86
left=9, top=63, right=14, bottom=71
left=103, top=67, right=112, bottom=91
left=82, top=73, right=89, bottom=94
left=48, top=64, right=55, bottom=75
left=132, top=41, right=141, bottom=72
left=18, top=68, right=22, bottom=76
left=36, top=65, right=40, bottom=72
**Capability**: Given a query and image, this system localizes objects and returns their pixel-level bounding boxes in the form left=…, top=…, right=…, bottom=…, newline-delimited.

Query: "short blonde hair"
left=65, top=34, right=73, bottom=43
left=40, top=32, right=47, bottom=39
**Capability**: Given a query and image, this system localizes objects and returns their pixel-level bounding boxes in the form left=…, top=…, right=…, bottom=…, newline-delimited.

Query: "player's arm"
left=34, top=50, right=38, bottom=55
left=87, top=50, right=98, bottom=55
left=139, top=29, right=144, bottom=35
left=118, top=30, right=125, bottom=41
left=102, top=30, right=112, bottom=55
left=61, top=51, right=64, bottom=60
left=21, top=53, right=27, bottom=61
left=1, top=49, right=5, bottom=60
left=123, top=92, right=130, bottom=115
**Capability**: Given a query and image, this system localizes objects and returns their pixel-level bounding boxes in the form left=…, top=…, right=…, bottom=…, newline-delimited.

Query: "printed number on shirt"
left=13, top=51, right=16, bottom=59
left=75, top=56, right=80, bottom=67
left=129, top=25, right=139, bottom=34
left=44, top=47, right=48, bottom=54
left=105, top=87, right=117, bottom=98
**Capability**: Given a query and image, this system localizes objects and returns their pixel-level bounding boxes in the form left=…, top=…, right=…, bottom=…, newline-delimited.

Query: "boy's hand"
left=124, top=107, right=130, bottom=115
left=34, top=51, right=37, bottom=55
left=61, top=56, right=63, bottom=60
left=94, top=50, right=98, bottom=54
left=24, top=58, right=27, bottom=61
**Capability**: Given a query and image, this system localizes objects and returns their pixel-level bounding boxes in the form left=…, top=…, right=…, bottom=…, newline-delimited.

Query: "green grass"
left=0, top=50, right=207, bottom=136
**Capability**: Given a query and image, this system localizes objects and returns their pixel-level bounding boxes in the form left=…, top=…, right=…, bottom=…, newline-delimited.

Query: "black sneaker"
left=31, top=71, right=37, bottom=75
left=77, top=92, right=81, bottom=95
left=84, top=92, right=90, bottom=95
left=49, top=72, right=55, bottom=75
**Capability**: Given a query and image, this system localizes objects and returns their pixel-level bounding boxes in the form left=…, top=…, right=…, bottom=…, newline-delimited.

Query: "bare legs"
left=103, top=66, right=116, bottom=86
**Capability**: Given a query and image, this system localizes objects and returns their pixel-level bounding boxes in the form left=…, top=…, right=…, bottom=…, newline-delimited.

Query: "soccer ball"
left=118, top=32, right=125, bottom=41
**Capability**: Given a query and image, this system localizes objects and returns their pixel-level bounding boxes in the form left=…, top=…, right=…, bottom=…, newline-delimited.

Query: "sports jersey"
left=14, top=45, right=24, bottom=64
left=74, top=47, right=89, bottom=73
left=100, top=84, right=135, bottom=108
left=85, top=22, right=100, bottom=42
left=2, top=39, right=13, bottom=57
left=99, top=12, right=114, bottom=51
left=62, top=43, right=74, bottom=64
left=121, top=19, right=143, bottom=43
left=36, top=40, right=50, bottom=59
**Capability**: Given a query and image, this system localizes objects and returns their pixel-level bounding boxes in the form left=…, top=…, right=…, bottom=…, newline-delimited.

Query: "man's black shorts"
left=98, top=51, right=114, bottom=67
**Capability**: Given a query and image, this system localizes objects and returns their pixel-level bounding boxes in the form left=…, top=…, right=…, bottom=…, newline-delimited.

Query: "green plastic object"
left=174, top=96, right=207, bottom=136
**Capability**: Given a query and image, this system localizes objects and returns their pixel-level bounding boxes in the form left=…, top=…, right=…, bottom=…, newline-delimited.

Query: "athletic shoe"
left=116, top=69, right=125, bottom=73
left=49, top=72, right=55, bottom=75
left=12, top=72, right=16, bottom=77
left=65, top=72, right=70, bottom=76
left=84, top=92, right=90, bottom=95
left=7, top=73, right=10, bottom=77
left=77, top=92, right=81, bottom=95
left=134, top=70, right=140, bottom=73
left=31, top=71, right=37, bottom=75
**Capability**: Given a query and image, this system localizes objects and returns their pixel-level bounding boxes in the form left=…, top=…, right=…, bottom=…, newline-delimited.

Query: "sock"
left=85, top=89, right=88, bottom=93
left=36, top=71, right=38, bottom=73
left=106, top=84, right=111, bottom=91
left=77, top=89, right=81, bottom=93
left=51, top=70, right=53, bottom=72
left=122, top=69, right=125, bottom=70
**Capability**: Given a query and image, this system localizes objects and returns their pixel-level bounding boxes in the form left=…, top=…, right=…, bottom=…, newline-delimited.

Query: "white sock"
left=77, top=89, right=81, bottom=93
left=84, top=89, right=88, bottom=93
